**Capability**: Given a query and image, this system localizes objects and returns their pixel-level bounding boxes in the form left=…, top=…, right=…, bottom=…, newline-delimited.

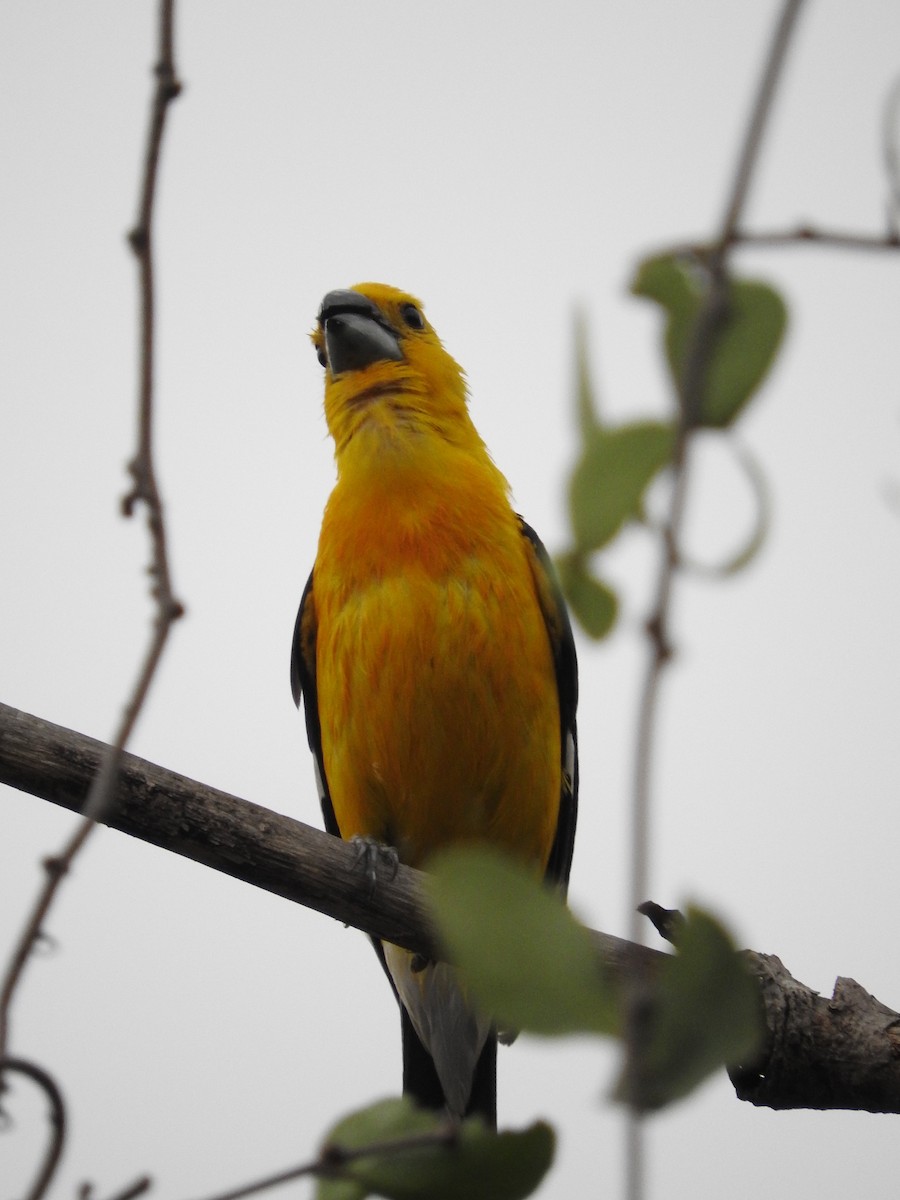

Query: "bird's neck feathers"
left=326, top=362, right=508, bottom=501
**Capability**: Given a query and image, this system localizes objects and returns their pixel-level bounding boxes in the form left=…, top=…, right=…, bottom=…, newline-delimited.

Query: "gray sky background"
left=3, top=3, right=900, bottom=1197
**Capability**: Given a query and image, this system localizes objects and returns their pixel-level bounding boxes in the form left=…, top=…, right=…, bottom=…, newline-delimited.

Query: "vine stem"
left=0, top=1057, right=65, bottom=1200
left=625, top=2, right=807, bottom=1198
left=0, top=7, right=183, bottom=1181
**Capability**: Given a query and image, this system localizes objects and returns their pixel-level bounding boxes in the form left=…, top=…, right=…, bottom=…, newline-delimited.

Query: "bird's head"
left=311, top=283, right=475, bottom=458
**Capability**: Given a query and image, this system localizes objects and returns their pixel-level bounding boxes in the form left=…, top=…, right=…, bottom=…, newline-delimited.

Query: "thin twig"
left=0, top=0, right=182, bottom=1088
left=661, top=224, right=900, bottom=258
left=0, top=1056, right=66, bottom=1200
left=716, top=2, right=808, bottom=250
left=883, top=76, right=900, bottom=235
left=732, top=225, right=900, bottom=251
left=626, top=2, right=807, bottom=1197
left=96, top=1176, right=153, bottom=1200
left=186, top=1124, right=459, bottom=1200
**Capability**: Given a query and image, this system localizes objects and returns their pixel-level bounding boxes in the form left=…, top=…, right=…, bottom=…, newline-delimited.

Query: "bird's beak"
left=319, top=290, right=404, bottom=375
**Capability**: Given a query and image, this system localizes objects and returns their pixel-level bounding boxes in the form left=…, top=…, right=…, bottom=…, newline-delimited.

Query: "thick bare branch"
left=0, top=703, right=437, bottom=961
left=732, top=955, right=900, bottom=1112
left=3, top=701, right=900, bottom=1114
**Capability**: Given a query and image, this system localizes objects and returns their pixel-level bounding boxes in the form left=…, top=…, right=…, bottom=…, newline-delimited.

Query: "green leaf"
left=632, top=253, right=788, bottom=428
left=554, top=554, right=618, bottom=639
left=568, top=420, right=675, bottom=552
left=615, top=906, right=763, bottom=1112
left=319, top=1175, right=366, bottom=1200
left=427, top=847, right=618, bottom=1037
left=631, top=253, right=697, bottom=314
left=318, top=1098, right=554, bottom=1200
left=318, top=1099, right=435, bottom=1200
left=691, top=279, right=787, bottom=428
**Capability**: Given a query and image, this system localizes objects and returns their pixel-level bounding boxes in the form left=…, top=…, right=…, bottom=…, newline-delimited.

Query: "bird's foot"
left=350, top=835, right=399, bottom=896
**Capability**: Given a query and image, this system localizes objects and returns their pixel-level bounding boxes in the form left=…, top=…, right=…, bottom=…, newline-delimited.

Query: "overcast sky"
left=3, top=3, right=900, bottom=1198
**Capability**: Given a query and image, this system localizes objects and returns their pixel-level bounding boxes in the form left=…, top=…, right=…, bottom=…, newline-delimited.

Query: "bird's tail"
left=383, top=944, right=496, bottom=1126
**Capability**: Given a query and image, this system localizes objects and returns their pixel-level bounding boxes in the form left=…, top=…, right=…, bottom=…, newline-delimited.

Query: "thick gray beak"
left=319, top=290, right=404, bottom=374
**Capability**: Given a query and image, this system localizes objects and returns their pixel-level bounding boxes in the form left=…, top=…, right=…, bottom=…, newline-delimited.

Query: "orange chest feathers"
left=312, top=471, right=562, bottom=870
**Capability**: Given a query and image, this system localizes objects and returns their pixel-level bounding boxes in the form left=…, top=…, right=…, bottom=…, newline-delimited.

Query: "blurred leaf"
left=320, top=1173, right=366, bottom=1200
left=631, top=252, right=698, bottom=314
left=555, top=554, right=618, bottom=639
left=569, top=420, right=675, bottom=552
left=615, top=906, right=763, bottom=1112
left=318, top=1099, right=435, bottom=1200
left=632, top=253, right=787, bottom=427
left=690, top=279, right=787, bottom=428
left=428, top=847, right=618, bottom=1036
left=318, top=1098, right=554, bottom=1200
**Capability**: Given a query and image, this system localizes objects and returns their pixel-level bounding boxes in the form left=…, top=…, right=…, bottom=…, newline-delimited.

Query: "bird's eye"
left=400, top=303, right=425, bottom=330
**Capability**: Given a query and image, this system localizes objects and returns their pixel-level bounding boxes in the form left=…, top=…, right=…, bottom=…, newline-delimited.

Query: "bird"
left=291, top=283, right=578, bottom=1127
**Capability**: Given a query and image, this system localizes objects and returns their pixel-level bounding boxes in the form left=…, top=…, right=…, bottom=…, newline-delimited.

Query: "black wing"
left=290, top=569, right=340, bottom=839
left=518, top=517, right=579, bottom=893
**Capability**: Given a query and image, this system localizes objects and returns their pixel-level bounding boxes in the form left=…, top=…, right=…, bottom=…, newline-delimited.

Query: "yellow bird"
left=291, top=283, right=578, bottom=1126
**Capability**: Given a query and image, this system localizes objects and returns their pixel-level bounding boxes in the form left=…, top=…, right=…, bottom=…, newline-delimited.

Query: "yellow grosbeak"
left=291, top=283, right=578, bottom=1125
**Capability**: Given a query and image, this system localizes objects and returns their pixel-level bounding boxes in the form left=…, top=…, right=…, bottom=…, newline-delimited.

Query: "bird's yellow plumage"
left=292, top=283, right=578, bottom=1125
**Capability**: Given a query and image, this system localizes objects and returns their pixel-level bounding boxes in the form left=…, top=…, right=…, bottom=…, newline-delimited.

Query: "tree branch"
left=2, top=701, right=900, bottom=1114
left=0, top=703, right=432, bottom=961
left=731, top=956, right=900, bottom=1113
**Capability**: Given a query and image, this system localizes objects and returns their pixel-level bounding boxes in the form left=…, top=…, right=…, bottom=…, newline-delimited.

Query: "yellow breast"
left=313, top=443, right=561, bottom=871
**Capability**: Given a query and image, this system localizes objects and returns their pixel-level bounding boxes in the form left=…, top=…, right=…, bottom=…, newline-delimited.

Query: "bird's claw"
left=350, top=835, right=399, bottom=896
